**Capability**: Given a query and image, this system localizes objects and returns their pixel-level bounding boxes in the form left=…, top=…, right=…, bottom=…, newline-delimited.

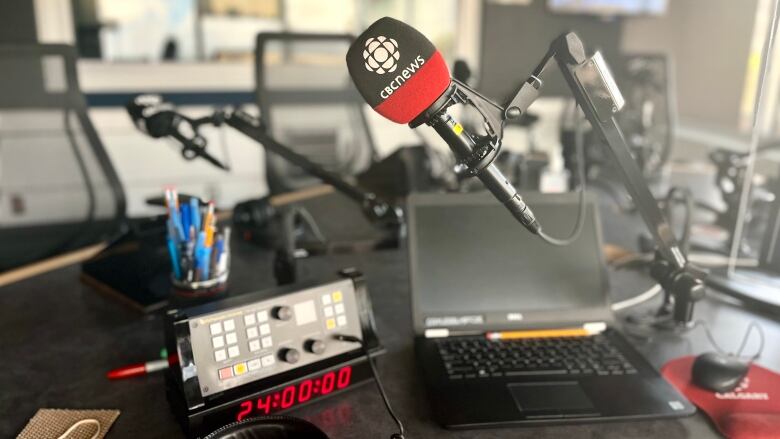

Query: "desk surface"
left=1, top=194, right=778, bottom=439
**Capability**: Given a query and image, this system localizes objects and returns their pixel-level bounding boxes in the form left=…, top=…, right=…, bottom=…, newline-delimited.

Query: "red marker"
left=107, top=355, right=178, bottom=380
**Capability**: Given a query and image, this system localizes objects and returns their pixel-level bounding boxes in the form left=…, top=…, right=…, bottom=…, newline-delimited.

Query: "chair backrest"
left=0, top=44, right=126, bottom=270
left=255, top=32, right=376, bottom=194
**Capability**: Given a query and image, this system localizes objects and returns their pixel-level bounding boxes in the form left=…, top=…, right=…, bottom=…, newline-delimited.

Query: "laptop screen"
left=408, top=192, right=611, bottom=333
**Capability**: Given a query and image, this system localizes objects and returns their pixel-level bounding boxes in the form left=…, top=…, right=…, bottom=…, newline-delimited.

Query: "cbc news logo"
left=363, top=36, right=400, bottom=74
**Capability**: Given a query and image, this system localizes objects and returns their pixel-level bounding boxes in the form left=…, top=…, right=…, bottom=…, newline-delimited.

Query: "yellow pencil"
left=204, top=202, right=215, bottom=247
left=486, top=322, right=606, bottom=341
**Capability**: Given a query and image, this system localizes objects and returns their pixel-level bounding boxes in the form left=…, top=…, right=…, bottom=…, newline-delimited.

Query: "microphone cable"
left=334, top=335, right=405, bottom=439
left=538, top=104, right=588, bottom=246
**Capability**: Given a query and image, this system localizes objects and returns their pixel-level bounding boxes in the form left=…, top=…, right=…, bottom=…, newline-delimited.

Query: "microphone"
left=346, top=17, right=539, bottom=234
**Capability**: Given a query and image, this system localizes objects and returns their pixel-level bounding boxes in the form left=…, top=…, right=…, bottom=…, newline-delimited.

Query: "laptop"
left=407, top=191, right=695, bottom=428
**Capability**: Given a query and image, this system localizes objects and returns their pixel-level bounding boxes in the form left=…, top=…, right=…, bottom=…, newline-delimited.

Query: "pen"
left=180, top=203, right=191, bottom=240
left=485, top=322, right=606, bottom=341
left=106, top=355, right=178, bottom=380
left=190, top=197, right=201, bottom=232
left=167, top=237, right=182, bottom=280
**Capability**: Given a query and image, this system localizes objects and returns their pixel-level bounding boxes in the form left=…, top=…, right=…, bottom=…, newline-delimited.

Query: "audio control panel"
left=184, top=278, right=364, bottom=397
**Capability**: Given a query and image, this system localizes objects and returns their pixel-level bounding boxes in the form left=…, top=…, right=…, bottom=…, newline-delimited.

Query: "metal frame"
left=254, top=32, right=378, bottom=193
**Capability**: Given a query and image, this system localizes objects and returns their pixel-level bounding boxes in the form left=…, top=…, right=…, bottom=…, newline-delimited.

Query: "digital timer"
left=164, top=271, right=382, bottom=438
left=236, top=365, right=353, bottom=420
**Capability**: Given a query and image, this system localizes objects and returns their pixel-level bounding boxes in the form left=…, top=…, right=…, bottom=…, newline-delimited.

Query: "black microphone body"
left=429, top=112, right=540, bottom=233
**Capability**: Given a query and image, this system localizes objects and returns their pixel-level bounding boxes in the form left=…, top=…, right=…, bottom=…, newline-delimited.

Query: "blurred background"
left=1, top=0, right=780, bottom=307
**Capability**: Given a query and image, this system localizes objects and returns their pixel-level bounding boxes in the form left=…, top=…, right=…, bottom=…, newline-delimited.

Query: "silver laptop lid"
left=407, top=191, right=613, bottom=336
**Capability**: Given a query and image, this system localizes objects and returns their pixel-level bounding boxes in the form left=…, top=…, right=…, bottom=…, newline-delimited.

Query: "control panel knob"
left=305, top=339, right=326, bottom=355
left=278, top=348, right=300, bottom=364
left=272, top=306, right=293, bottom=321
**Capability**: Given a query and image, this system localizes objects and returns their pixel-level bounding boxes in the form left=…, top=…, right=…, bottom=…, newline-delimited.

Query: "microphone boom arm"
left=128, top=98, right=402, bottom=228
left=418, top=33, right=704, bottom=325
left=543, top=33, right=705, bottom=325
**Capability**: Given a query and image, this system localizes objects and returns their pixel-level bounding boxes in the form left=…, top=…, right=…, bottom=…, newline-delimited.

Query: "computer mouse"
left=691, top=352, right=749, bottom=393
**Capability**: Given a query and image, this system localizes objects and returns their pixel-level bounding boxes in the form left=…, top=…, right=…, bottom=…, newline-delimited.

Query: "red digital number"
left=298, top=379, right=313, bottom=403
left=236, top=400, right=253, bottom=421
left=280, top=385, right=296, bottom=409
left=257, top=394, right=272, bottom=415
left=336, top=366, right=352, bottom=389
left=321, top=371, right=336, bottom=394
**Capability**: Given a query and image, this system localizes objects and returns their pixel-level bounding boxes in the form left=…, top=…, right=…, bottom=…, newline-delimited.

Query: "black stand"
left=421, top=33, right=706, bottom=326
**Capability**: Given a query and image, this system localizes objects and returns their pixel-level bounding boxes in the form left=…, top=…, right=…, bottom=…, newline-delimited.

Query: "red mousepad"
left=662, top=356, right=780, bottom=439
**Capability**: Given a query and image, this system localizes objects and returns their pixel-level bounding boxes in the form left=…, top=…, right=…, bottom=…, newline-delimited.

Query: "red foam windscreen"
left=346, top=17, right=451, bottom=124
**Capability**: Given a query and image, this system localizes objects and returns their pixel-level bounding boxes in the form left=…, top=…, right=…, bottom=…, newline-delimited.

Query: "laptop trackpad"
left=508, top=382, right=595, bottom=412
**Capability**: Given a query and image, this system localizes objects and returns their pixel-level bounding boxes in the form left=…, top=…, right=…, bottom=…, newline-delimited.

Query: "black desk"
left=1, top=195, right=778, bottom=439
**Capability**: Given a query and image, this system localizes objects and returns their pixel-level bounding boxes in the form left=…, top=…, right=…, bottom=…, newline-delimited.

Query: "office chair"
left=0, top=44, right=126, bottom=271
left=255, top=33, right=377, bottom=194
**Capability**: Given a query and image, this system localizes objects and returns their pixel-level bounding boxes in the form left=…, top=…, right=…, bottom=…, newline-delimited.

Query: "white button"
left=246, top=327, right=258, bottom=339
left=244, top=314, right=256, bottom=326
left=210, top=322, right=222, bottom=335
left=249, top=339, right=261, bottom=352
left=324, top=306, right=333, bottom=317
left=337, top=315, right=347, bottom=327
left=321, top=294, right=332, bottom=305
left=223, top=319, right=235, bottom=332
left=261, top=336, right=273, bottom=348
left=228, top=345, right=240, bottom=358
left=225, top=332, right=238, bottom=345
left=212, top=336, right=225, bottom=349
left=335, top=303, right=345, bottom=315
left=261, top=355, right=275, bottom=367
left=214, top=349, right=227, bottom=362
left=248, top=358, right=262, bottom=371
left=256, top=310, right=269, bottom=323
left=259, top=324, right=270, bottom=335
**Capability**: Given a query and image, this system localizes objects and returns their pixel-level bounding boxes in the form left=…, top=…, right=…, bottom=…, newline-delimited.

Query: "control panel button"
left=247, top=358, right=262, bottom=371
left=261, top=355, right=275, bottom=367
left=305, top=339, right=326, bottom=355
left=326, top=318, right=336, bottom=330
left=324, top=306, right=334, bottom=317
left=214, top=349, right=227, bottom=362
left=228, top=345, right=240, bottom=358
left=233, top=362, right=248, bottom=376
left=335, top=303, right=345, bottom=315
left=337, top=315, right=347, bottom=327
left=261, top=336, right=273, bottom=348
left=256, top=310, right=269, bottom=323
left=246, top=327, right=258, bottom=339
left=244, top=314, right=256, bottom=326
left=272, top=306, right=293, bottom=321
left=225, top=332, right=238, bottom=345
left=332, top=291, right=343, bottom=302
left=210, top=322, right=222, bottom=335
left=223, top=319, right=235, bottom=332
left=321, top=294, right=332, bottom=305
left=218, top=367, right=233, bottom=380
left=278, top=348, right=300, bottom=364
left=249, top=339, right=261, bottom=352
left=212, top=336, right=225, bottom=349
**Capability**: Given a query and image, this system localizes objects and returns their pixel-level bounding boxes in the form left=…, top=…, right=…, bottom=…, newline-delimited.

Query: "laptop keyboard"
left=436, top=334, right=638, bottom=380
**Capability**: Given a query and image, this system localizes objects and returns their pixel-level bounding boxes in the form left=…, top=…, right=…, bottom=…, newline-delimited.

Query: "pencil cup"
left=162, top=188, right=231, bottom=303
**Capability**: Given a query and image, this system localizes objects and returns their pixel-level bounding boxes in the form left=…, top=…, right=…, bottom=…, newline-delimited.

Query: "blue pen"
left=190, top=198, right=201, bottom=232
left=201, top=247, right=212, bottom=280
left=167, top=237, right=182, bottom=280
left=180, top=203, right=191, bottom=241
